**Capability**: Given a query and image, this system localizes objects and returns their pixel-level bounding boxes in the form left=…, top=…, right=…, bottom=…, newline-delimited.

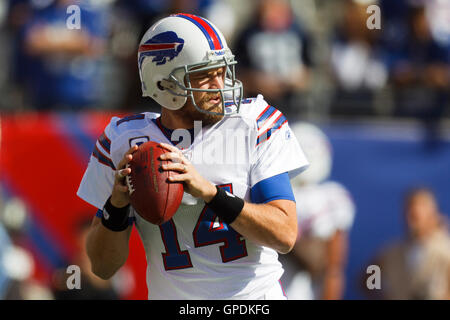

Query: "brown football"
left=126, top=141, right=184, bottom=225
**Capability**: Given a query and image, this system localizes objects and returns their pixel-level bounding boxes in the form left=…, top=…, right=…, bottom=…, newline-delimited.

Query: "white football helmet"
left=138, top=13, right=243, bottom=115
left=290, top=122, right=332, bottom=185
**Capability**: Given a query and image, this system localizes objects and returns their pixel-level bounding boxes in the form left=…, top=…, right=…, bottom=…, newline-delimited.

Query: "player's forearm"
left=86, top=220, right=131, bottom=280
left=322, top=231, right=348, bottom=299
left=230, top=200, right=298, bottom=254
left=322, top=270, right=345, bottom=300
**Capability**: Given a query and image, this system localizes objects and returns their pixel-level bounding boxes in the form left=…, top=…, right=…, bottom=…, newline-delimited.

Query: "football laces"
left=125, top=163, right=136, bottom=195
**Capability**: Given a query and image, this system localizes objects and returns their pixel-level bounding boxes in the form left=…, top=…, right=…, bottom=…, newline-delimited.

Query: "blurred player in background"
left=0, top=222, right=14, bottom=298
left=367, top=188, right=450, bottom=300
left=78, top=14, right=309, bottom=299
left=0, top=197, right=53, bottom=299
left=280, top=122, right=355, bottom=300
left=51, top=217, right=120, bottom=300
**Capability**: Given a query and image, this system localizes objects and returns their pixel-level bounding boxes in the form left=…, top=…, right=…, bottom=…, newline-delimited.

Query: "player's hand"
left=159, top=143, right=217, bottom=202
left=110, top=145, right=139, bottom=208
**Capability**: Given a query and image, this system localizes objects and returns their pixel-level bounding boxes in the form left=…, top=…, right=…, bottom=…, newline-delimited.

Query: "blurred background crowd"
left=1, top=0, right=449, bottom=121
left=0, top=0, right=449, bottom=300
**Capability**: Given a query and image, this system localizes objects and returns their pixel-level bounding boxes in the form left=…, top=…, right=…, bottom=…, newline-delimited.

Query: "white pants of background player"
left=255, top=280, right=288, bottom=300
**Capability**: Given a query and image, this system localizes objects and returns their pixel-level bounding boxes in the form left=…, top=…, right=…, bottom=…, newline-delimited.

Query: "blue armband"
left=250, top=172, right=296, bottom=204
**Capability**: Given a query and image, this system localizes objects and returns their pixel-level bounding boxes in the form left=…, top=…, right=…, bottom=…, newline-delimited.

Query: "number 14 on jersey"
left=158, top=184, right=248, bottom=270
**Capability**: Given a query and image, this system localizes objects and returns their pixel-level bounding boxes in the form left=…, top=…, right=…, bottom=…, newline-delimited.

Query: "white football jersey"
left=294, top=181, right=355, bottom=240
left=77, top=95, right=309, bottom=299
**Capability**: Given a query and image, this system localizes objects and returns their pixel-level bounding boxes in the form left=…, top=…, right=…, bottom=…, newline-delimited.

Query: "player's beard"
left=179, top=92, right=224, bottom=127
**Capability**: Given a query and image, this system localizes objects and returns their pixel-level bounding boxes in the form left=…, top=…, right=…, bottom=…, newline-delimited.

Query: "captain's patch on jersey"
left=129, top=136, right=150, bottom=147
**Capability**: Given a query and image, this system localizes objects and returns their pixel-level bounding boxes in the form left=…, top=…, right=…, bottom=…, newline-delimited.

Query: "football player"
left=78, top=13, right=308, bottom=299
left=280, top=122, right=355, bottom=300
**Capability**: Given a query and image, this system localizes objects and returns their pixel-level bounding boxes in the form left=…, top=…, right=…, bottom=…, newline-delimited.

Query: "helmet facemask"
left=160, top=49, right=243, bottom=116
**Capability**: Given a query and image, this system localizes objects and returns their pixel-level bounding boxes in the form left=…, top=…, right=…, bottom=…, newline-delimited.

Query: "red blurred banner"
left=0, top=112, right=147, bottom=300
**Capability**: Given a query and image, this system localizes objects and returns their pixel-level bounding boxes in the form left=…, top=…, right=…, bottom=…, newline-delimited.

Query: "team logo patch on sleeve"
left=138, top=31, right=185, bottom=67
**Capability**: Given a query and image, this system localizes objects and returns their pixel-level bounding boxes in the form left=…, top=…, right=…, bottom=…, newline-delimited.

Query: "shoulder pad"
left=106, top=112, right=159, bottom=140
left=230, top=95, right=289, bottom=146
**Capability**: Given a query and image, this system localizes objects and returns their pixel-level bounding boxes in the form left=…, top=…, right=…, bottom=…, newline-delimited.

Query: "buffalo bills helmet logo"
left=138, top=31, right=184, bottom=67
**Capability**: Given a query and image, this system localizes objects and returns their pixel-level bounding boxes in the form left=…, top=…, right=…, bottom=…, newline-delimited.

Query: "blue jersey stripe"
left=98, top=132, right=111, bottom=154
left=92, top=145, right=116, bottom=170
left=257, top=131, right=270, bottom=145
left=224, top=98, right=254, bottom=107
left=256, top=106, right=277, bottom=129
left=272, top=114, right=287, bottom=130
left=256, top=114, right=287, bottom=145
